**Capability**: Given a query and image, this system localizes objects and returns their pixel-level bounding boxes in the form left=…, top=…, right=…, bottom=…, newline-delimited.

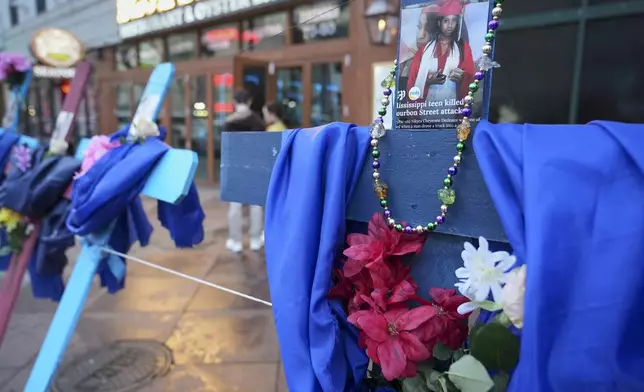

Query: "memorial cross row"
left=24, top=63, right=199, bottom=392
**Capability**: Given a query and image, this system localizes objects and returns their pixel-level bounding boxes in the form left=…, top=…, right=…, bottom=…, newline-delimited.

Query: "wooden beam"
left=220, top=129, right=507, bottom=242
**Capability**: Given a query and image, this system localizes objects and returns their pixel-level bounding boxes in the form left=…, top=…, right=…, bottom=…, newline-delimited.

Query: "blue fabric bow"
left=66, top=125, right=205, bottom=293
left=264, top=122, right=370, bottom=392
left=474, top=120, right=644, bottom=392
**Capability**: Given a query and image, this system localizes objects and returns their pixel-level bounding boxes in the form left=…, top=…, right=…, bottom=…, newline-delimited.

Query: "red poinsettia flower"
left=370, top=258, right=418, bottom=310
left=414, top=288, right=471, bottom=351
left=343, top=213, right=426, bottom=277
left=348, top=305, right=438, bottom=381
left=329, top=268, right=374, bottom=314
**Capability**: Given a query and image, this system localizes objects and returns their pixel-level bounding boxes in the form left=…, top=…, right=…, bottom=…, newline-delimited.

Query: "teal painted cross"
left=24, top=63, right=198, bottom=391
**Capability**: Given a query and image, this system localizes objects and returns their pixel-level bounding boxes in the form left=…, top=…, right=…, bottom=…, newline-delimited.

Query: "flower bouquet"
left=0, top=52, right=31, bottom=89
left=330, top=213, right=526, bottom=392
left=0, top=208, right=33, bottom=256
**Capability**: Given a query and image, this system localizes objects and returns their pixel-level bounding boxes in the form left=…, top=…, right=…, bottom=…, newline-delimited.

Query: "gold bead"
left=374, top=182, right=388, bottom=199
left=457, top=120, right=471, bottom=141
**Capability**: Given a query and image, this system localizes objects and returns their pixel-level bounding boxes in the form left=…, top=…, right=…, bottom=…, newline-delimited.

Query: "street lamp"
left=364, top=0, right=399, bottom=46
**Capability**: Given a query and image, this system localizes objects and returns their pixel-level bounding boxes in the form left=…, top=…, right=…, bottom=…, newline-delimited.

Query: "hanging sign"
left=394, top=0, right=493, bottom=130
left=30, top=28, right=85, bottom=68
left=117, top=0, right=280, bottom=39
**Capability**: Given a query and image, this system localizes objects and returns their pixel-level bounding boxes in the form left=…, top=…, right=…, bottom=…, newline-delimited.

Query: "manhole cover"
left=53, top=340, right=173, bottom=392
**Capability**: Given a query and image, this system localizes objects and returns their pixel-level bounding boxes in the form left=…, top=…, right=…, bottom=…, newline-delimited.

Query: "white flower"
left=49, top=139, right=69, bottom=155
left=500, top=265, right=527, bottom=329
left=454, top=236, right=516, bottom=315
left=129, top=118, right=160, bottom=140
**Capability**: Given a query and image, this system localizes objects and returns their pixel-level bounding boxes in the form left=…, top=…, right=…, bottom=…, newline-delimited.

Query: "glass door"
left=234, top=56, right=276, bottom=116
left=115, top=83, right=132, bottom=129
left=276, top=67, right=303, bottom=129
left=212, top=72, right=234, bottom=183
left=189, top=75, right=209, bottom=180
left=170, top=76, right=188, bottom=148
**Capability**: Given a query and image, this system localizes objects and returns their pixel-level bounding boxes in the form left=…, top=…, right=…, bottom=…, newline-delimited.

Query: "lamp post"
left=364, top=0, right=399, bottom=46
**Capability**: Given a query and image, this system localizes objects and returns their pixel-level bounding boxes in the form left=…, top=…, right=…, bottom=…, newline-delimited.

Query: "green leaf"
left=435, top=373, right=459, bottom=392
left=402, top=373, right=431, bottom=392
left=433, top=344, right=453, bottom=361
left=493, top=372, right=510, bottom=392
left=452, top=349, right=465, bottom=363
left=0, top=246, right=12, bottom=256
left=425, top=370, right=442, bottom=391
left=476, top=300, right=502, bottom=312
left=469, top=322, right=520, bottom=372
left=447, top=355, right=494, bottom=392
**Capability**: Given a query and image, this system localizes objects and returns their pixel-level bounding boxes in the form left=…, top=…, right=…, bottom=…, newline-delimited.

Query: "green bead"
left=378, top=108, right=387, bottom=116
left=395, top=224, right=403, bottom=232
left=437, top=188, right=456, bottom=205
left=469, top=82, right=479, bottom=93
left=380, top=199, right=388, bottom=208
left=381, top=75, right=395, bottom=88
left=371, top=149, right=380, bottom=158
left=485, top=32, right=495, bottom=42
left=456, top=142, right=465, bottom=152
left=427, top=222, right=437, bottom=231
left=443, top=177, right=452, bottom=187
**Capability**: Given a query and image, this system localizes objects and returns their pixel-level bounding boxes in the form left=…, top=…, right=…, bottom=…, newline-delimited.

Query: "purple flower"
left=12, top=145, right=32, bottom=172
left=0, top=52, right=31, bottom=81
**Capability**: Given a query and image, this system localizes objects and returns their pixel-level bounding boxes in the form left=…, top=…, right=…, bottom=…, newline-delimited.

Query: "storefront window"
left=292, top=1, right=350, bottom=44
left=311, top=63, right=343, bottom=126
left=242, top=13, right=286, bottom=51
left=139, top=38, right=164, bottom=68
left=489, top=24, right=576, bottom=125
left=503, top=0, right=581, bottom=17
left=168, top=32, right=197, bottom=62
left=212, top=73, right=234, bottom=182
left=115, top=44, right=138, bottom=71
left=201, top=24, right=240, bottom=58
left=578, top=14, right=644, bottom=124
left=276, top=67, right=303, bottom=128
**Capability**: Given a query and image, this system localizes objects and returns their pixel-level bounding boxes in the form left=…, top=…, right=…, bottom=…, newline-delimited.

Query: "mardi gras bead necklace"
left=370, top=1, right=504, bottom=234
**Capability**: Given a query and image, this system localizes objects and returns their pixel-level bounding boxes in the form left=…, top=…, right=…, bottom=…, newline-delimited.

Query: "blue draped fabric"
left=265, top=123, right=371, bottom=392
left=474, top=120, right=644, bottom=392
left=0, top=146, right=80, bottom=301
left=67, top=125, right=205, bottom=293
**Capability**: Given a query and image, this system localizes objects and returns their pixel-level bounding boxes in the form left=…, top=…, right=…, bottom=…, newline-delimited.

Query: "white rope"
left=100, top=247, right=273, bottom=307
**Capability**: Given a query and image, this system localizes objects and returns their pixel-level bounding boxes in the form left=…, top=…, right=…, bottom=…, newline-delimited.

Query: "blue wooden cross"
left=24, top=63, right=198, bottom=391
left=220, top=129, right=509, bottom=293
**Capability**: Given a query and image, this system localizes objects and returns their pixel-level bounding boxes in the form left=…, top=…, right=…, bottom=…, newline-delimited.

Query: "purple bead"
left=461, top=107, right=472, bottom=117
left=488, top=20, right=499, bottom=30
left=436, top=216, right=445, bottom=224
left=372, top=161, right=380, bottom=169
left=383, top=88, right=392, bottom=96
left=448, top=166, right=457, bottom=176
left=377, top=116, right=384, bottom=123
left=404, top=226, right=413, bottom=233
left=384, top=210, right=391, bottom=217
left=474, top=71, right=485, bottom=80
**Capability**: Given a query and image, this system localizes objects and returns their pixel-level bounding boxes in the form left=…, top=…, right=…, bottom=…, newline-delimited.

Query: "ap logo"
left=408, top=87, right=421, bottom=101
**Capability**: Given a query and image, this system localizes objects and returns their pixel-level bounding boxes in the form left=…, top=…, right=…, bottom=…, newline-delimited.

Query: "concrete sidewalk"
left=0, top=187, right=287, bottom=391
